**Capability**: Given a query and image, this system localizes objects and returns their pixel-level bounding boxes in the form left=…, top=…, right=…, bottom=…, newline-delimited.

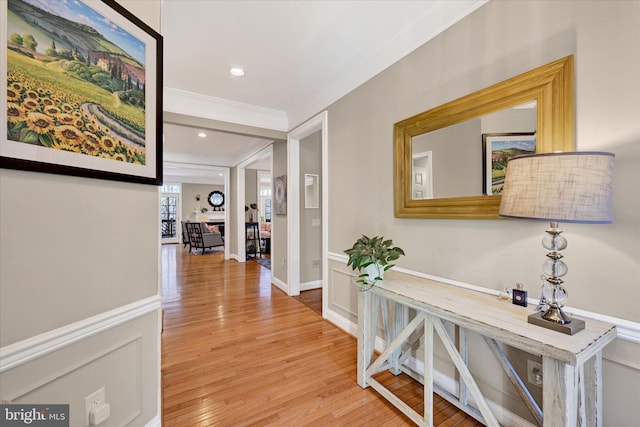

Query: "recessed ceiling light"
left=197, top=132, right=207, bottom=138
left=230, top=67, right=245, bottom=77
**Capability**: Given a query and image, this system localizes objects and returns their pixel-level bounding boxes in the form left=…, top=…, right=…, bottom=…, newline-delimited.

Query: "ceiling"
left=160, top=0, right=487, bottom=183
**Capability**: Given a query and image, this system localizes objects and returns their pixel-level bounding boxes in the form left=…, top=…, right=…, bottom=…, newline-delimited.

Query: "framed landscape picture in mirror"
left=482, top=132, right=536, bottom=195
left=1, top=0, right=163, bottom=185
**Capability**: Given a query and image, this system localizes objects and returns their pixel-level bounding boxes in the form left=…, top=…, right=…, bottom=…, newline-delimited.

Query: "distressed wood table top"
left=372, top=271, right=617, bottom=366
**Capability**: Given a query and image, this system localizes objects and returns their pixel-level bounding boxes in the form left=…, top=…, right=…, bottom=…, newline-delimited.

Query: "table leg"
left=423, top=314, right=434, bottom=426
left=357, top=289, right=373, bottom=388
left=583, top=352, right=603, bottom=426
left=543, top=356, right=578, bottom=426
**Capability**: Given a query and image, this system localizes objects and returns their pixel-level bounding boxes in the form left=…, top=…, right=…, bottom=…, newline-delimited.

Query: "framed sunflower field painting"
left=1, top=0, right=163, bottom=185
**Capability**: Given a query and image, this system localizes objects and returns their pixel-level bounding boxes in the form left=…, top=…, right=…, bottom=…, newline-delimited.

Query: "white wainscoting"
left=0, top=296, right=161, bottom=426
left=0, top=295, right=161, bottom=372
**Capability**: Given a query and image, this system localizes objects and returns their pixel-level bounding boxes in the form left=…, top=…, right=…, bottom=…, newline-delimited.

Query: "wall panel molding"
left=0, top=296, right=161, bottom=373
left=329, top=267, right=356, bottom=315
left=3, top=335, right=142, bottom=404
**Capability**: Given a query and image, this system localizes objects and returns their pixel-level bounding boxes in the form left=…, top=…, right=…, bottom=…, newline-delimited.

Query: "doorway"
left=160, top=183, right=181, bottom=244
left=412, top=150, right=433, bottom=199
left=162, top=162, right=230, bottom=259
left=286, top=111, right=328, bottom=317
left=236, top=145, right=273, bottom=264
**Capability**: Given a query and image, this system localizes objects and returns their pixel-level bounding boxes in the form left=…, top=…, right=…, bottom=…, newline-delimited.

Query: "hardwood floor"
left=161, top=244, right=482, bottom=426
left=293, top=288, right=322, bottom=316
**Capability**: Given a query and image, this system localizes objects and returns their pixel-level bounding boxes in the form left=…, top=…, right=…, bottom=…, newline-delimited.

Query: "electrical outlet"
left=84, top=387, right=106, bottom=425
left=527, top=360, right=543, bottom=387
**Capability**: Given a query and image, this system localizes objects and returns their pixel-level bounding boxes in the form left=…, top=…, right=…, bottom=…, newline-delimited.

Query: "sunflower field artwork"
left=2, top=0, right=162, bottom=184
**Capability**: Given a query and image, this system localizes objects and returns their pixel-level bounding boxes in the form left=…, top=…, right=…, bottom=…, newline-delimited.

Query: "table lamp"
left=499, top=152, right=615, bottom=334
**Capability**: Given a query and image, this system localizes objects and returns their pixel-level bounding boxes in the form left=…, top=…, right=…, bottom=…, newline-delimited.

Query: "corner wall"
left=271, top=140, right=288, bottom=285
left=325, top=1, right=640, bottom=425
left=0, top=1, right=162, bottom=425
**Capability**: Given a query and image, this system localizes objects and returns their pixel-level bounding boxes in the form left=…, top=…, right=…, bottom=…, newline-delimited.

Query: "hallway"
left=160, top=244, right=481, bottom=426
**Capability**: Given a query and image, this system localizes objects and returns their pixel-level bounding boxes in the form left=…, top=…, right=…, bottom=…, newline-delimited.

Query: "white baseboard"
left=404, top=355, right=536, bottom=427
left=145, top=415, right=161, bottom=427
left=300, top=280, right=322, bottom=291
left=271, top=276, right=288, bottom=294
left=0, top=295, right=161, bottom=373
left=325, top=307, right=356, bottom=336
left=325, top=307, right=535, bottom=427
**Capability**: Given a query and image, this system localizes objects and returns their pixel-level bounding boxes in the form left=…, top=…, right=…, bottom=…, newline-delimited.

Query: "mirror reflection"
left=394, top=55, right=574, bottom=219
left=411, top=102, right=536, bottom=199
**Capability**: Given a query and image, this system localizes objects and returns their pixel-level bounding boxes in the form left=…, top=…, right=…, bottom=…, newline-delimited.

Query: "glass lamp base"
left=541, top=306, right=572, bottom=324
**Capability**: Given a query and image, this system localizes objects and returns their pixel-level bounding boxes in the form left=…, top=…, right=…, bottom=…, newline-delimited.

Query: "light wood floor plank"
left=161, top=244, right=482, bottom=426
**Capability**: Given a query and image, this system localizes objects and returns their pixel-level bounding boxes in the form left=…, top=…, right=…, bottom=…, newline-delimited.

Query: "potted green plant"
left=344, top=235, right=405, bottom=289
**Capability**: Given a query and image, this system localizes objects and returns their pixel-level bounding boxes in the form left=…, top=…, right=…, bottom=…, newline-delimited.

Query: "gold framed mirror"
left=394, top=55, right=574, bottom=219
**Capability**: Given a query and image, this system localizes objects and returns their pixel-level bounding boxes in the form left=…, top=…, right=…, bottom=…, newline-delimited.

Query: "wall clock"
left=208, top=191, right=224, bottom=208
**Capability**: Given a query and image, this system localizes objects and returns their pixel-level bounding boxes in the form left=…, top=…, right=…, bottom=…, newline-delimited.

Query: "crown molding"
left=163, top=87, right=289, bottom=131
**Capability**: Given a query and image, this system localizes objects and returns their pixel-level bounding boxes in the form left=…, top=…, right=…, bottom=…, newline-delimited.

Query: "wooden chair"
left=181, top=221, right=190, bottom=250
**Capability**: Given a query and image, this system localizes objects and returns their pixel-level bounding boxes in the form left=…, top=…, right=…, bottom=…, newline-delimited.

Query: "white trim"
left=163, top=162, right=231, bottom=260
left=271, top=276, right=288, bottom=295
left=403, top=356, right=536, bottom=427
left=0, top=295, right=161, bottom=373
left=326, top=251, right=640, bottom=345
left=325, top=307, right=356, bottom=336
left=300, top=280, right=323, bottom=291
left=287, top=111, right=329, bottom=301
left=287, top=129, right=300, bottom=296
left=145, top=416, right=162, bottom=427
left=164, top=87, right=288, bottom=131
left=236, top=145, right=274, bottom=263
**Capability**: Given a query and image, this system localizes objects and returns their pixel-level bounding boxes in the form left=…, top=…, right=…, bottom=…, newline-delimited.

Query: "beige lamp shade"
left=499, top=152, right=615, bottom=223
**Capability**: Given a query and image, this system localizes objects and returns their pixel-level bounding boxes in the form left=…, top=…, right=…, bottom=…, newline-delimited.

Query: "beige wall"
left=229, top=166, right=239, bottom=256
left=300, top=131, right=322, bottom=284
left=0, top=1, right=162, bottom=425
left=245, top=169, right=258, bottom=221
left=414, top=118, right=482, bottom=198
left=181, top=183, right=225, bottom=221
left=326, top=1, right=639, bottom=425
left=271, top=140, right=288, bottom=283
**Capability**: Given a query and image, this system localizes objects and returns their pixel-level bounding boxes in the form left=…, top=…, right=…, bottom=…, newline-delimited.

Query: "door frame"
left=235, top=145, right=273, bottom=262
left=163, top=161, right=230, bottom=259
left=287, top=111, right=328, bottom=316
left=160, top=190, right=180, bottom=244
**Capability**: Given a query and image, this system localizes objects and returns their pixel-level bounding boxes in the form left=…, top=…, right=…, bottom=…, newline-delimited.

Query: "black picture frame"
left=208, top=191, right=224, bottom=208
left=2, top=0, right=163, bottom=185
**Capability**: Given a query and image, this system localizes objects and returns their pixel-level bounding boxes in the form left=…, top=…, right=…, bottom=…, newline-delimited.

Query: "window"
left=162, top=183, right=180, bottom=193
left=257, top=171, right=272, bottom=223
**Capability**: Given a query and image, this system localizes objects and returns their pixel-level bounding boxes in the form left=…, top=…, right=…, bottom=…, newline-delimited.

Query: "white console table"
left=356, top=271, right=616, bottom=427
